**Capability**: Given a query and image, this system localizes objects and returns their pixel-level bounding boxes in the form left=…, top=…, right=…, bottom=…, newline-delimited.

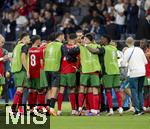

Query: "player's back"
left=28, top=47, right=41, bottom=78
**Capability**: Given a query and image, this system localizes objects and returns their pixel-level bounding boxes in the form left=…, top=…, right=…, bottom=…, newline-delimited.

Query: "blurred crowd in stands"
left=0, top=0, right=150, bottom=42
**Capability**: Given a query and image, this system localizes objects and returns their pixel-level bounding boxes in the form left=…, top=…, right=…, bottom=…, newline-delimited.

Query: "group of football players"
left=0, top=31, right=149, bottom=116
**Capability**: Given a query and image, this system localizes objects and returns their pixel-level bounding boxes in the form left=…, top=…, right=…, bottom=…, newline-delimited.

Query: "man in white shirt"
left=114, top=0, right=126, bottom=39
left=123, top=37, right=147, bottom=115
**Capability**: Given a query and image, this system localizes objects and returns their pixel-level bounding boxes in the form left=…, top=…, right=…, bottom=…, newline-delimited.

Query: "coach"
left=123, top=37, right=147, bottom=115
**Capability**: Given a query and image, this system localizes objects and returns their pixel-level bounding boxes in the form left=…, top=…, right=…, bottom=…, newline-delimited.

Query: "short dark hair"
left=85, top=33, right=93, bottom=41
left=19, top=32, right=29, bottom=40
left=47, top=33, right=56, bottom=41
left=102, top=34, right=111, bottom=43
left=76, top=30, right=83, bottom=34
left=55, top=32, right=64, bottom=39
left=69, top=33, right=77, bottom=40
left=31, top=35, right=41, bottom=44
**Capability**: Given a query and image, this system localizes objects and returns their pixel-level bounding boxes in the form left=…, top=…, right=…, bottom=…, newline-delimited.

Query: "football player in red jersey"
left=28, top=35, right=48, bottom=112
left=140, top=39, right=150, bottom=110
left=39, top=40, right=47, bottom=70
left=57, top=33, right=80, bottom=116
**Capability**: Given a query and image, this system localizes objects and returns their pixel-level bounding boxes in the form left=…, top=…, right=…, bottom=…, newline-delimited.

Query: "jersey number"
left=30, top=54, right=36, bottom=66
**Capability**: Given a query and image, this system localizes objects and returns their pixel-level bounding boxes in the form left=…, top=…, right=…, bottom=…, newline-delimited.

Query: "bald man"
left=123, top=37, right=148, bottom=115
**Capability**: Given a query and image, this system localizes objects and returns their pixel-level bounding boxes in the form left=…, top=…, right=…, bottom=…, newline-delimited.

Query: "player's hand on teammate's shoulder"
left=3, top=55, right=9, bottom=61
left=3, top=54, right=12, bottom=61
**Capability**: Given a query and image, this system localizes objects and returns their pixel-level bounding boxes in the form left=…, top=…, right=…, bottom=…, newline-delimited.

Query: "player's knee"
left=70, top=88, right=75, bottom=93
left=59, top=86, right=65, bottom=93
left=87, top=87, right=92, bottom=93
left=93, top=87, right=99, bottom=95
left=79, top=86, right=84, bottom=93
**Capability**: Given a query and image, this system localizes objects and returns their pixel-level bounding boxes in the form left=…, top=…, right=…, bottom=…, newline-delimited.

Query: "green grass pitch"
left=51, top=102, right=150, bottom=129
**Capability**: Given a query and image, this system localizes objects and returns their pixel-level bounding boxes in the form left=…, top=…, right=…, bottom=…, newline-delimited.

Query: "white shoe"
left=91, top=109, right=98, bottom=115
left=57, top=110, right=62, bottom=116
left=78, top=107, right=82, bottom=112
left=107, top=108, right=114, bottom=116
left=143, top=107, right=147, bottom=111
left=78, top=107, right=83, bottom=116
left=118, top=107, right=123, bottom=115
left=97, top=110, right=100, bottom=114
left=71, top=110, right=78, bottom=115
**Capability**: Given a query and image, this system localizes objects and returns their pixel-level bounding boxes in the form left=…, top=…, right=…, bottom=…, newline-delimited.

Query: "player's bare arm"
left=0, top=55, right=9, bottom=61
left=40, top=59, right=44, bottom=68
left=85, top=46, right=99, bottom=54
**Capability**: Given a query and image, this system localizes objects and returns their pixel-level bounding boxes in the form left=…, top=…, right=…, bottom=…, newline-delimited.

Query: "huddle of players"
left=11, top=31, right=124, bottom=116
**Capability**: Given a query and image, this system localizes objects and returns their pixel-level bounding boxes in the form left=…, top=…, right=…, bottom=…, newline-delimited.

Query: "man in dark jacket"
left=106, top=17, right=119, bottom=40
left=126, top=0, right=139, bottom=36
left=41, top=11, right=55, bottom=40
left=136, top=15, right=150, bottom=40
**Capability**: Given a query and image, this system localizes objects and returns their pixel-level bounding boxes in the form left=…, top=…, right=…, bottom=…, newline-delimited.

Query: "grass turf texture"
left=51, top=102, right=150, bottom=129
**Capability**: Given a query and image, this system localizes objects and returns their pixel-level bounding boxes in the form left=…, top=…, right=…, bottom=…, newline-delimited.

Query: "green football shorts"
left=30, top=70, right=48, bottom=90
left=144, top=77, right=150, bottom=87
left=102, top=74, right=120, bottom=88
left=13, top=70, right=29, bottom=87
left=60, top=73, right=76, bottom=87
left=80, top=73, right=100, bottom=87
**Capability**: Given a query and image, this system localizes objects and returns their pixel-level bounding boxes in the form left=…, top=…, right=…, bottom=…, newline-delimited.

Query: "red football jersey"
left=39, top=43, right=47, bottom=69
left=29, top=47, right=42, bottom=78
left=61, top=44, right=80, bottom=74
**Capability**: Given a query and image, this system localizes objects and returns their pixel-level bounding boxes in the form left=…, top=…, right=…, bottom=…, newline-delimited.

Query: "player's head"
left=76, top=30, right=84, bottom=44
left=84, top=33, right=94, bottom=44
left=19, top=32, right=30, bottom=44
left=48, top=33, right=56, bottom=42
left=100, top=35, right=111, bottom=46
left=140, top=39, right=148, bottom=50
left=31, top=35, right=41, bottom=46
left=76, top=30, right=83, bottom=38
left=0, top=34, right=5, bottom=47
left=68, top=33, right=77, bottom=44
left=126, top=37, right=135, bottom=47
left=55, top=32, right=65, bottom=42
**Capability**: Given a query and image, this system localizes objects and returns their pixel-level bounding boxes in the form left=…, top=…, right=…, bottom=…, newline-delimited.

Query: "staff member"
left=123, top=37, right=147, bottom=115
